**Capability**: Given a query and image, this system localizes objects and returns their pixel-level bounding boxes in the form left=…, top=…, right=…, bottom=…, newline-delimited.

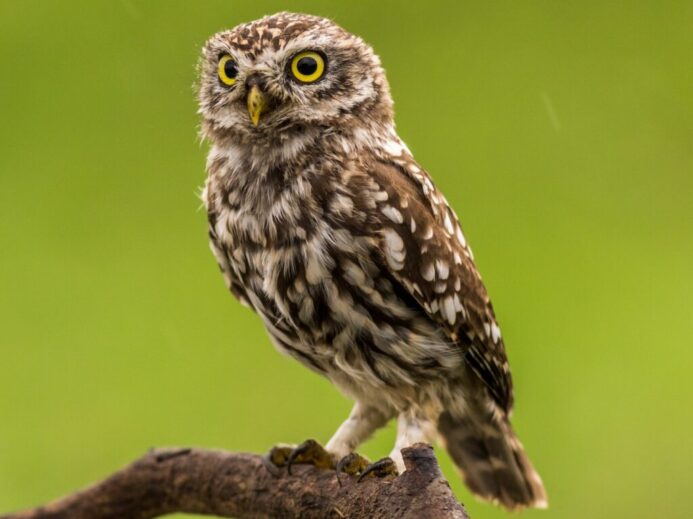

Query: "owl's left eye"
left=218, top=55, right=238, bottom=86
left=290, top=51, right=325, bottom=83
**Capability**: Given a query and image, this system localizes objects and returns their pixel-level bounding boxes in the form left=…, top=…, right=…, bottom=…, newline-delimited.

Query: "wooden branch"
left=1, top=443, right=469, bottom=519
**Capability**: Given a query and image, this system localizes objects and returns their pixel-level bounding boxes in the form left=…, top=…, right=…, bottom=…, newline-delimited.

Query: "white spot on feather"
left=381, top=205, right=404, bottom=224
left=330, top=194, right=354, bottom=215
left=383, top=228, right=405, bottom=270
left=491, top=322, right=502, bottom=344
left=453, top=294, right=465, bottom=314
left=435, top=259, right=449, bottom=280
left=383, top=139, right=405, bottom=157
left=455, top=226, right=467, bottom=247
left=444, top=212, right=454, bottom=235
left=442, top=296, right=456, bottom=325
left=373, top=190, right=389, bottom=202
left=483, top=322, right=491, bottom=337
left=421, top=262, right=435, bottom=281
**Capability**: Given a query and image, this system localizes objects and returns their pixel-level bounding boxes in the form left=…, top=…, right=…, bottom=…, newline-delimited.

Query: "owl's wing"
left=366, top=144, right=513, bottom=411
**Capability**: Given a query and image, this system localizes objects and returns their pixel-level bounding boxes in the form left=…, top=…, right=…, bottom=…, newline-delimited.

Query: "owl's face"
left=198, top=13, right=393, bottom=142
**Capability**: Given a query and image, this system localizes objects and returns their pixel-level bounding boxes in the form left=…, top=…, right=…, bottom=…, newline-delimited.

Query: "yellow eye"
left=290, top=51, right=325, bottom=83
left=218, top=55, right=238, bottom=86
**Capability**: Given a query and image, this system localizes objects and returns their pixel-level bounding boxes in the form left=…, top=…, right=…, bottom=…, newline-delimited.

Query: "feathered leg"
left=389, top=409, right=437, bottom=472
left=326, top=401, right=394, bottom=458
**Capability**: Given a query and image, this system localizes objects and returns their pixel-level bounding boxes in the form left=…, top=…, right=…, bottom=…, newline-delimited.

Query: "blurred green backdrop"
left=1, top=1, right=691, bottom=518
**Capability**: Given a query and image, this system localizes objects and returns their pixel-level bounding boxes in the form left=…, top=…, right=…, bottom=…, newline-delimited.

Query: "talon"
left=266, top=444, right=294, bottom=467
left=357, top=457, right=399, bottom=482
left=286, top=439, right=335, bottom=475
left=336, top=452, right=370, bottom=476
left=262, top=444, right=294, bottom=476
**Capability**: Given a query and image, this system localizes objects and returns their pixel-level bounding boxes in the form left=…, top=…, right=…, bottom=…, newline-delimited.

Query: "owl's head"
left=198, top=12, right=393, bottom=142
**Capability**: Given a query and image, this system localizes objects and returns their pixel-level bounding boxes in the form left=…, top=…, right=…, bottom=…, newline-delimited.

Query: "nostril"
left=245, top=74, right=266, bottom=91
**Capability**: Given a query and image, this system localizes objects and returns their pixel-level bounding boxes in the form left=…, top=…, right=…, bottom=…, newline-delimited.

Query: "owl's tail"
left=437, top=405, right=547, bottom=510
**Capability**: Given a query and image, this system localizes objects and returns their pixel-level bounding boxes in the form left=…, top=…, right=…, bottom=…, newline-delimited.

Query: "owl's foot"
left=264, top=441, right=397, bottom=481
left=336, top=452, right=370, bottom=477
left=265, top=443, right=294, bottom=467
left=276, top=439, right=335, bottom=474
left=357, top=457, right=399, bottom=482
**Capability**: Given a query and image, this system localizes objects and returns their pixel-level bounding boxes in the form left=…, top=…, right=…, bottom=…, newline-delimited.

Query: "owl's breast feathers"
left=205, top=134, right=513, bottom=411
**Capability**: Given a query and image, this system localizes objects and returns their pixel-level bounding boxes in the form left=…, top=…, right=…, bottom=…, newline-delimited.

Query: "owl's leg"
left=389, top=410, right=436, bottom=471
left=356, top=410, right=435, bottom=481
left=328, top=401, right=394, bottom=477
left=389, top=410, right=437, bottom=472
left=325, top=401, right=394, bottom=459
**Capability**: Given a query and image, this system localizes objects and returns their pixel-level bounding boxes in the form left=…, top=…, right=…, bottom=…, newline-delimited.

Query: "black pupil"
left=297, top=56, right=318, bottom=76
left=224, top=60, right=238, bottom=79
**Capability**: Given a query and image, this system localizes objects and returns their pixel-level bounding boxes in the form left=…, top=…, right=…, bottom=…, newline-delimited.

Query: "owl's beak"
left=246, top=85, right=267, bottom=127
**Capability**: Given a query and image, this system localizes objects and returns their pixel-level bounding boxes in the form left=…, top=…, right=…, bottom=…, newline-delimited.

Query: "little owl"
left=198, top=12, right=546, bottom=509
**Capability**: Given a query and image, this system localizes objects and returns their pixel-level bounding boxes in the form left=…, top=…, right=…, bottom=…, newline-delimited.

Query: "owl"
left=198, top=12, right=546, bottom=510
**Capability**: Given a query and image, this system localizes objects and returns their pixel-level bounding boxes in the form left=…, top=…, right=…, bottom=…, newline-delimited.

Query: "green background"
left=1, top=1, right=691, bottom=518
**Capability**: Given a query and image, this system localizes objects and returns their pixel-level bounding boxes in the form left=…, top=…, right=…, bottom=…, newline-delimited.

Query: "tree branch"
left=1, top=443, right=469, bottom=519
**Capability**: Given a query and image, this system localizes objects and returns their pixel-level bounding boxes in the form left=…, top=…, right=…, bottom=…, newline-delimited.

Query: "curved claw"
left=286, top=439, right=335, bottom=475
left=335, top=452, right=370, bottom=487
left=266, top=444, right=293, bottom=467
left=262, top=444, right=294, bottom=476
left=357, top=457, right=399, bottom=482
left=336, top=452, right=370, bottom=476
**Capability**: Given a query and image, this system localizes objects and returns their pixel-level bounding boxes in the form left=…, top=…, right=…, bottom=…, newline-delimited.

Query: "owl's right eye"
left=218, top=55, right=238, bottom=86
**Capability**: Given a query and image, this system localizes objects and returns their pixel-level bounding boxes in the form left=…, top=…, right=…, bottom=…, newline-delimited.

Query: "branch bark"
left=1, top=443, right=469, bottom=519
